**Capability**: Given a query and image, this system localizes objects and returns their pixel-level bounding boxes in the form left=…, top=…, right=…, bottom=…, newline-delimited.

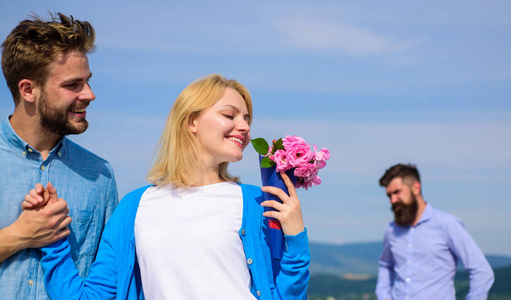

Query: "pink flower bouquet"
left=251, top=135, right=330, bottom=259
left=252, top=135, right=331, bottom=190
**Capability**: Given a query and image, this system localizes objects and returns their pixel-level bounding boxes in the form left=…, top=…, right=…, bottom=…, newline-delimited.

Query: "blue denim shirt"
left=0, top=116, right=119, bottom=299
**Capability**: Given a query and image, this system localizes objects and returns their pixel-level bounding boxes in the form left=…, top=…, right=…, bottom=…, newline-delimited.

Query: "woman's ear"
left=189, top=116, right=198, bottom=134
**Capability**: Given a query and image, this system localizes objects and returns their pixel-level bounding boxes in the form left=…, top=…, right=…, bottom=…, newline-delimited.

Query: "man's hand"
left=0, top=183, right=72, bottom=263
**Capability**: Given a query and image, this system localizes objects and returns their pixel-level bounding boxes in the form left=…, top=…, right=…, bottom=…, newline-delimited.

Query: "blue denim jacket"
left=0, top=117, right=119, bottom=299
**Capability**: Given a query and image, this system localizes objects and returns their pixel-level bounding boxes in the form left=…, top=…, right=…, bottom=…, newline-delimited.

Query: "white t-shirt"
left=135, top=182, right=256, bottom=299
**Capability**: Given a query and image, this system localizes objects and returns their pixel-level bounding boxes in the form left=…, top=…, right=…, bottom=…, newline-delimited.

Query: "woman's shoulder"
left=237, top=183, right=264, bottom=206
left=237, top=183, right=262, bottom=195
left=122, top=185, right=153, bottom=200
left=115, top=185, right=154, bottom=212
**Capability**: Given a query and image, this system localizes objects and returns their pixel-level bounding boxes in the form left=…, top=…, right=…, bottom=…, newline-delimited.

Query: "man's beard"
left=392, top=192, right=419, bottom=227
left=38, top=92, right=88, bottom=136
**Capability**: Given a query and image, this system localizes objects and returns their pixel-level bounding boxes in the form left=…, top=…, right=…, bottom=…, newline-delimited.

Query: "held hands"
left=23, top=182, right=59, bottom=209
left=261, top=172, right=305, bottom=236
left=17, top=182, right=71, bottom=248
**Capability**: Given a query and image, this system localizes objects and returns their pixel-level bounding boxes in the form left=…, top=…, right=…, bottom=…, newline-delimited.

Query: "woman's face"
left=189, top=88, right=251, bottom=166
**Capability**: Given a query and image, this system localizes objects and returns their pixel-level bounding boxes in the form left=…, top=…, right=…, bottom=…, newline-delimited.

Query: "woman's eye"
left=223, top=114, right=234, bottom=120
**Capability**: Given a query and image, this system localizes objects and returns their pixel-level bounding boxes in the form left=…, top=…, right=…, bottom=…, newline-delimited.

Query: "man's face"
left=385, top=177, right=418, bottom=226
left=37, top=51, right=95, bottom=136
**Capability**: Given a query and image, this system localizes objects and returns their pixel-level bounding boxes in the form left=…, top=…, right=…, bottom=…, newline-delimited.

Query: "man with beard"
left=375, top=164, right=494, bottom=300
left=0, top=13, right=118, bottom=299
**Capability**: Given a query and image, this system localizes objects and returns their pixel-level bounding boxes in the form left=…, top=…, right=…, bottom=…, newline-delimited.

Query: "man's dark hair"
left=379, top=163, right=421, bottom=187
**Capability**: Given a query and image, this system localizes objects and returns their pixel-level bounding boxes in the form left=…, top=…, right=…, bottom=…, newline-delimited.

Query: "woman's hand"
left=260, top=172, right=305, bottom=236
left=22, top=183, right=47, bottom=209
left=22, top=182, right=61, bottom=210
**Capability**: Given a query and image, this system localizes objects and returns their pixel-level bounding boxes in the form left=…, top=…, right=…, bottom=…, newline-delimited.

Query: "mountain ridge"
left=307, top=266, right=511, bottom=300
left=310, top=241, right=511, bottom=276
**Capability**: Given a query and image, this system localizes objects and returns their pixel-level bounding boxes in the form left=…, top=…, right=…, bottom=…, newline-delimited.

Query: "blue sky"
left=1, top=1, right=510, bottom=255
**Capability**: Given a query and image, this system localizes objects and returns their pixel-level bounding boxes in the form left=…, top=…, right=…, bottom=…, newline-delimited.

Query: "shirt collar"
left=1, top=116, right=67, bottom=158
left=415, top=202, right=434, bottom=226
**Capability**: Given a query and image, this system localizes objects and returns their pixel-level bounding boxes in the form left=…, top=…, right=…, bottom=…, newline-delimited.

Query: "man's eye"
left=65, top=83, right=78, bottom=89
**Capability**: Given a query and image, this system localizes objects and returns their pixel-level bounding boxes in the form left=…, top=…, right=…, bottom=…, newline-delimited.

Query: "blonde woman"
left=25, top=74, right=310, bottom=299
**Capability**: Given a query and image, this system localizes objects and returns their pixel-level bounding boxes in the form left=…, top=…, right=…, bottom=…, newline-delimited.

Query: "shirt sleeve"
left=39, top=233, right=118, bottom=300
left=39, top=190, right=133, bottom=300
left=104, top=165, right=119, bottom=221
left=273, top=229, right=311, bottom=300
left=444, top=217, right=494, bottom=300
left=376, top=225, right=394, bottom=300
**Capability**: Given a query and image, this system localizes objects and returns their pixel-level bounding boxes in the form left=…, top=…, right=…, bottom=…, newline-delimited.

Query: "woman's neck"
left=191, top=157, right=223, bottom=187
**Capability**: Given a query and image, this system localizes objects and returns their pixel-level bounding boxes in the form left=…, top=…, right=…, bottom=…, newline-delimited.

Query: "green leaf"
left=272, top=138, right=284, bottom=154
left=251, top=138, right=269, bottom=155
left=260, top=156, right=275, bottom=168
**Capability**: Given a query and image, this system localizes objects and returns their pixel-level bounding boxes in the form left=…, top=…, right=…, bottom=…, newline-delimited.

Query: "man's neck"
left=9, top=112, right=61, bottom=160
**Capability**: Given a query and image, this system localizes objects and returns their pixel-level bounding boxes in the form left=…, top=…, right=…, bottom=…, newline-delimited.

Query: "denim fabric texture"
left=0, top=117, right=118, bottom=299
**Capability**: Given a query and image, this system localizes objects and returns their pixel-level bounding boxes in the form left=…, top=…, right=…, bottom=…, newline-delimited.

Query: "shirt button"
left=28, top=148, right=33, bottom=152
left=257, top=290, right=261, bottom=296
left=241, top=229, right=246, bottom=235
left=28, top=279, right=33, bottom=285
left=247, top=258, right=253, bottom=265
left=58, top=152, right=62, bottom=157
left=406, top=278, right=410, bottom=282
left=40, top=165, right=45, bottom=170
left=22, top=151, right=27, bottom=155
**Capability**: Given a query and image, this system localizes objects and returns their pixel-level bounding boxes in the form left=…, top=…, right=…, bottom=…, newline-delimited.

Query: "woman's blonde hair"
left=147, top=74, right=253, bottom=188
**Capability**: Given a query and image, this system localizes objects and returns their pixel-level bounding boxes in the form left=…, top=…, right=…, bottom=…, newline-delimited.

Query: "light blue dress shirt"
left=376, top=203, right=494, bottom=300
left=0, top=117, right=118, bottom=299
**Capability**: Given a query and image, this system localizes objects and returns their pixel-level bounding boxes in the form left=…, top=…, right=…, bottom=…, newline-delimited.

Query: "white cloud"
left=273, top=18, right=425, bottom=56
left=252, top=118, right=511, bottom=174
left=75, top=112, right=511, bottom=191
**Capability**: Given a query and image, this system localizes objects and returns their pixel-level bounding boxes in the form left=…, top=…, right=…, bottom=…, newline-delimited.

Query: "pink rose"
left=314, top=145, right=331, bottom=169
left=282, top=135, right=307, bottom=149
left=286, top=146, right=314, bottom=168
left=316, top=148, right=331, bottom=161
left=316, top=160, right=327, bottom=169
left=273, top=150, right=291, bottom=172
left=294, top=163, right=318, bottom=179
left=298, top=175, right=322, bottom=190
left=266, top=145, right=274, bottom=157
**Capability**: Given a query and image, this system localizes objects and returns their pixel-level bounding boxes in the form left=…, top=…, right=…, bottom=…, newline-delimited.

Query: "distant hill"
left=309, top=241, right=382, bottom=276
left=486, top=255, right=511, bottom=269
left=310, top=241, right=511, bottom=276
left=307, top=266, right=511, bottom=300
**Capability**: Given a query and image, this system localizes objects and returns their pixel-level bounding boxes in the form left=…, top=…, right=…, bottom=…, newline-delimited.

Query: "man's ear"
left=412, top=181, right=421, bottom=196
left=18, top=79, right=39, bottom=103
